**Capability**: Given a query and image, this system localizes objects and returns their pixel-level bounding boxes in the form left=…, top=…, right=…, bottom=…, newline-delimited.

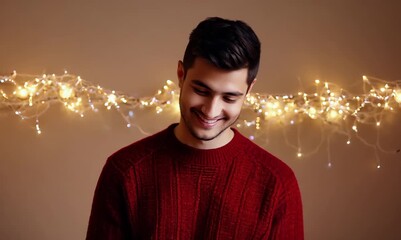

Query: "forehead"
left=186, top=58, right=249, bottom=92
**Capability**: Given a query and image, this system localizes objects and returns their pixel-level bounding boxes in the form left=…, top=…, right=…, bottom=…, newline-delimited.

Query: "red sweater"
left=87, top=124, right=303, bottom=239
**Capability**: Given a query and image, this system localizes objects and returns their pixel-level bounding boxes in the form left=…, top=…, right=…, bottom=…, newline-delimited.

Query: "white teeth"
left=196, top=112, right=218, bottom=124
left=203, top=119, right=217, bottom=124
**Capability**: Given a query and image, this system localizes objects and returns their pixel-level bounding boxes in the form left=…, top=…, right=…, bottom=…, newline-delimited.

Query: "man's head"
left=182, top=17, right=261, bottom=88
left=175, top=17, right=261, bottom=149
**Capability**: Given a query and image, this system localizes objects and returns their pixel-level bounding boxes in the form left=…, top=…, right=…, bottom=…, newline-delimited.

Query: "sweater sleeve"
left=86, top=159, right=133, bottom=240
left=268, top=171, right=304, bottom=240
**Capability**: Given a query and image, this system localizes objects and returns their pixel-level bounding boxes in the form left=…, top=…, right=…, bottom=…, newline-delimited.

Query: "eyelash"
left=194, top=88, right=208, bottom=96
left=223, top=97, right=236, bottom=103
left=194, top=88, right=236, bottom=103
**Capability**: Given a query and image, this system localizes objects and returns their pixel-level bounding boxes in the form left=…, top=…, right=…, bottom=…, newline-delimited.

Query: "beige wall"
left=1, top=0, right=401, bottom=239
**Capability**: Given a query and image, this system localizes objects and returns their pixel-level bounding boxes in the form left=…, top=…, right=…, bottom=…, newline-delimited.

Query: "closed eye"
left=223, top=96, right=237, bottom=103
left=193, top=88, right=209, bottom=96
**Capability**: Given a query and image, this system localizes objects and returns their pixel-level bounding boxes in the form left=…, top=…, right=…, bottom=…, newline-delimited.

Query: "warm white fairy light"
left=15, top=87, right=29, bottom=99
left=59, top=84, right=74, bottom=99
left=35, top=119, right=41, bottom=135
left=1, top=73, right=400, bottom=165
left=394, top=89, right=401, bottom=103
left=0, top=72, right=178, bottom=135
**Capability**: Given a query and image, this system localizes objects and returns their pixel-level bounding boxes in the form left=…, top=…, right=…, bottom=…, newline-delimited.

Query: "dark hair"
left=183, top=17, right=261, bottom=86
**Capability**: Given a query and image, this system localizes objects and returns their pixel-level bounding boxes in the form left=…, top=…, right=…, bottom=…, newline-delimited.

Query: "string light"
left=0, top=72, right=178, bottom=135
left=1, top=72, right=400, bottom=166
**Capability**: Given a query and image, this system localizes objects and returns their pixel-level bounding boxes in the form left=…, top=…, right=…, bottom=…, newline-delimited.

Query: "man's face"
left=176, top=57, right=254, bottom=148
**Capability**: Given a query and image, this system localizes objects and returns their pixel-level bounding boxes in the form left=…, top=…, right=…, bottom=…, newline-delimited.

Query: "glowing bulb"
left=327, top=109, right=339, bottom=121
left=297, top=152, right=302, bottom=158
left=394, top=89, right=401, bottom=103
left=315, top=79, right=320, bottom=84
left=16, top=87, right=29, bottom=99
left=363, top=75, right=368, bottom=81
left=308, top=107, right=318, bottom=119
left=59, top=85, right=74, bottom=99
left=376, top=122, right=381, bottom=126
left=107, top=93, right=117, bottom=104
left=25, top=84, right=37, bottom=94
left=384, top=103, right=389, bottom=109
left=267, top=102, right=275, bottom=108
left=347, top=140, right=351, bottom=145
left=35, top=121, right=41, bottom=135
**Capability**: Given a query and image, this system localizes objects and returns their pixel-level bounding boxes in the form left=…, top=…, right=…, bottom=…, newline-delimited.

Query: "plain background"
left=1, top=0, right=401, bottom=239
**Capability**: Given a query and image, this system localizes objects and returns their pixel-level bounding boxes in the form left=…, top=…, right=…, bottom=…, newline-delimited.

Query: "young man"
left=86, top=17, right=304, bottom=239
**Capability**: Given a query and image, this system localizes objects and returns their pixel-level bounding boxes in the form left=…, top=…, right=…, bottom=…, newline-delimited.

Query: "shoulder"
left=233, top=129, right=298, bottom=185
left=105, top=125, right=172, bottom=173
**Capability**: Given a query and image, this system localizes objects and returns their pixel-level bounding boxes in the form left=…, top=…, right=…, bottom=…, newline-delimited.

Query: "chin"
left=192, top=132, right=219, bottom=141
left=191, top=124, right=230, bottom=142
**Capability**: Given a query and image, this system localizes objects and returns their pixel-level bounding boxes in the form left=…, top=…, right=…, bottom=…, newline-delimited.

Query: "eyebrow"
left=191, top=80, right=244, bottom=97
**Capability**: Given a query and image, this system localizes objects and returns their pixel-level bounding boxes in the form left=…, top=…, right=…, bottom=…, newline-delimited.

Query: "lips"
left=192, top=110, right=220, bottom=128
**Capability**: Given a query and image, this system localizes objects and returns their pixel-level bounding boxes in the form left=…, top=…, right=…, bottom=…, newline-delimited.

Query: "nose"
left=201, top=97, right=222, bottom=119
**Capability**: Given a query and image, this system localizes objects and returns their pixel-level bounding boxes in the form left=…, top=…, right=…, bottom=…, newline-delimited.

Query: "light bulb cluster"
left=240, top=76, right=401, bottom=128
left=1, top=72, right=400, bottom=167
left=0, top=71, right=178, bottom=133
left=236, top=76, right=401, bottom=167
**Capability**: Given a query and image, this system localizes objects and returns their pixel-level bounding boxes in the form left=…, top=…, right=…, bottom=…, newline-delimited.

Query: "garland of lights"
left=1, top=71, right=400, bottom=167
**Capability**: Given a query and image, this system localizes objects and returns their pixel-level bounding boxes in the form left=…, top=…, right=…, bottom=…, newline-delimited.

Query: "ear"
left=247, top=78, right=257, bottom=94
left=177, top=60, right=185, bottom=88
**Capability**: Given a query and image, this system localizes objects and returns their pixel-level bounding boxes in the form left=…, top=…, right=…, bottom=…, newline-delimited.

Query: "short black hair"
left=183, top=17, right=261, bottom=86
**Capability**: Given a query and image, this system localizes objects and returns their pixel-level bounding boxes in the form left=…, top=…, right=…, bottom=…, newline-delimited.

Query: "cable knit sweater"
left=86, top=124, right=303, bottom=239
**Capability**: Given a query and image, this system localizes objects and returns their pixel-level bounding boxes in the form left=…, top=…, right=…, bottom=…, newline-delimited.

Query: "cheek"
left=224, top=103, right=243, bottom=117
left=180, top=90, right=202, bottom=108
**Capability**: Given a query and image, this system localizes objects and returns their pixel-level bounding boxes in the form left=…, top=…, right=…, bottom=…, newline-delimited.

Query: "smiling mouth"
left=193, top=110, right=221, bottom=127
